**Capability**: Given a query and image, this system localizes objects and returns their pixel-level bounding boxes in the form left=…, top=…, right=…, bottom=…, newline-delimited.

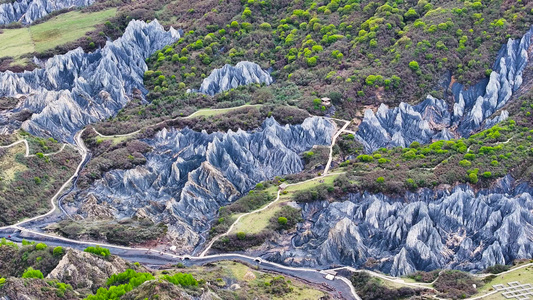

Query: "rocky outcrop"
left=268, top=176, right=533, bottom=276
left=356, top=26, right=533, bottom=152
left=47, top=248, right=141, bottom=290
left=73, top=117, right=335, bottom=252
left=189, top=61, right=273, bottom=96
left=0, top=19, right=181, bottom=142
left=0, top=0, right=94, bottom=25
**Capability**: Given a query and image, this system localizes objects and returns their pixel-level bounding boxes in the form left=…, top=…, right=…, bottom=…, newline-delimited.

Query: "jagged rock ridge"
left=356, top=26, right=533, bottom=152
left=0, top=0, right=94, bottom=25
left=189, top=61, right=273, bottom=96
left=267, top=176, right=533, bottom=276
left=0, top=19, right=181, bottom=142
left=74, top=117, right=335, bottom=252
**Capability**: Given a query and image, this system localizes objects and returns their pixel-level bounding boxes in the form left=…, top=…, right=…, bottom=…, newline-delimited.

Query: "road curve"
left=323, top=120, right=350, bottom=175
left=0, top=129, right=89, bottom=228
left=0, top=227, right=358, bottom=300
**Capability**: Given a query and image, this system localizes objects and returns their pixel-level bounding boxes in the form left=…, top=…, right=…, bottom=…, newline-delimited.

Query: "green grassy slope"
left=0, top=8, right=117, bottom=66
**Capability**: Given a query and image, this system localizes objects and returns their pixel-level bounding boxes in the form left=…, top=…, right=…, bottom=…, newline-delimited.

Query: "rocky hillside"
left=68, top=117, right=335, bottom=252
left=356, top=26, right=533, bottom=152
left=265, top=175, right=533, bottom=276
left=0, top=243, right=331, bottom=299
left=0, top=19, right=181, bottom=142
left=0, top=0, right=94, bottom=25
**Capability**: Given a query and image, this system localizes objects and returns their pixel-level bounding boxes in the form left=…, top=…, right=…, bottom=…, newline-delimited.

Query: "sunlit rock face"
left=266, top=176, right=533, bottom=276
left=356, top=26, right=533, bottom=153
left=189, top=61, right=273, bottom=96
left=74, top=117, right=336, bottom=253
left=0, top=0, right=94, bottom=25
left=0, top=19, right=181, bottom=142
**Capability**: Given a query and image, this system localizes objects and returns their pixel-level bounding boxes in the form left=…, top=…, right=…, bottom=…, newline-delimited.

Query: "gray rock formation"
left=266, top=176, right=533, bottom=276
left=0, top=0, right=94, bottom=25
left=74, top=117, right=335, bottom=252
left=47, top=248, right=140, bottom=290
left=356, top=26, right=533, bottom=152
left=0, top=19, right=181, bottom=142
left=189, top=61, right=273, bottom=96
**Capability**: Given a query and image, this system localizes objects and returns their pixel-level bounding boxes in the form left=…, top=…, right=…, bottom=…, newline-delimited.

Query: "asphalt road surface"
left=0, top=228, right=356, bottom=299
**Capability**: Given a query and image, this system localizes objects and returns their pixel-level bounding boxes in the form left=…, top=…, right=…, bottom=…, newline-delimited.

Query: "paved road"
left=0, top=228, right=356, bottom=299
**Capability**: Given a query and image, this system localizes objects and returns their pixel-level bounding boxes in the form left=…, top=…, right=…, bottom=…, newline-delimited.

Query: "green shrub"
left=404, top=8, right=419, bottom=20
left=312, top=45, right=324, bottom=52
left=482, top=171, right=492, bottom=178
left=163, top=272, right=198, bottom=287
left=306, top=56, right=318, bottom=67
left=0, top=277, right=5, bottom=286
left=107, top=269, right=154, bottom=287
left=357, top=155, right=374, bottom=162
left=236, top=232, right=246, bottom=240
left=409, top=61, right=420, bottom=71
left=410, top=141, right=420, bottom=148
left=376, top=177, right=385, bottom=184
left=459, top=160, right=472, bottom=167
left=21, top=267, right=43, bottom=279
left=35, top=243, right=47, bottom=250
left=53, top=246, right=63, bottom=256
left=259, top=22, right=271, bottom=30
left=468, top=173, right=478, bottom=184
left=278, top=217, right=288, bottom=226
left=84, top=246, right=111, bottom=258
left=378, top=158, right=389, bottom=164
left=1, top=238, right=18, bottom=249
left=87, top=269, right=154, bottom=300
left=405, top=178, right=418, bottom=189
left=242, top=8, right=252, bottom=18
left=402, top=150, right=417, bottom=160
left=464, top=153, right=476, bottom=161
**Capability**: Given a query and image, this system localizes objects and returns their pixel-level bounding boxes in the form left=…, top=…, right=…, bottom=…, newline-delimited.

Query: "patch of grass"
left=188, top=104, right=262, bottom=118
left=0, top=27, right=34, bottom=63
left=0, top=143, right=28, bottom=183
left=231, top=203, right=282, bottom=235
left=0, top=8, right=117, bottom=64
left=474, top=264, right=533, bottom=299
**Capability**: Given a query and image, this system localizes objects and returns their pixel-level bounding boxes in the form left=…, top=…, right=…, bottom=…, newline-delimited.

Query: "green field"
left=0, top=8, right=117, bottom=65
left=188, top=104, right=262, bottom=118
left=473, top=263, right=533, bottom=300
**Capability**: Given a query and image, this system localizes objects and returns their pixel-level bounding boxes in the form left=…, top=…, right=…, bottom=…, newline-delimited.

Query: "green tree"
left=278, top=217, right=288, bottom=226
left=404, top=8, right=419, bottom=20
left=259, top=22, right=271, bottom=30
left=307, top=56, right=318, bottom=67
left=409, top=61, right=420, bottom=71
left=21, top=267, right=43, bottom=279
left=468, top=173, right=478, bottom=184
left=236, top=232, right=246, bottom=240
left=376, top=177, right=385, bottom=184
left=35, top=243, right=47, bottom=250
left=53, top=246, right=63, bottom=256
left=84, top=245, right=111, bottom=258
left=242, top=8, right=252, bottom=18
